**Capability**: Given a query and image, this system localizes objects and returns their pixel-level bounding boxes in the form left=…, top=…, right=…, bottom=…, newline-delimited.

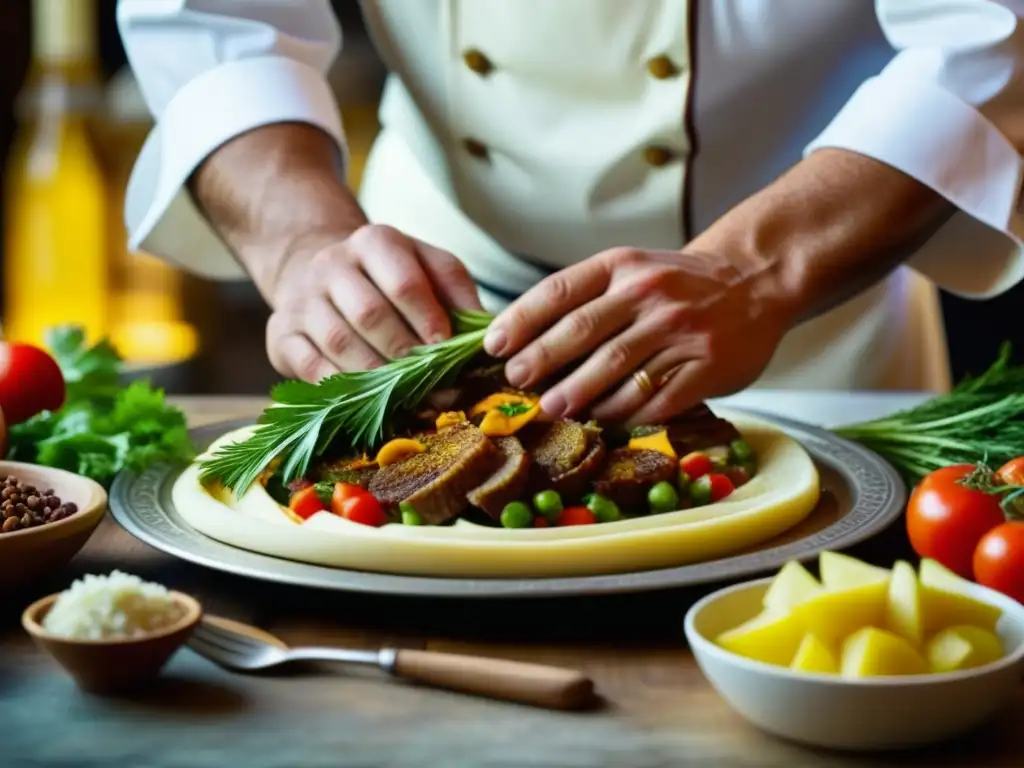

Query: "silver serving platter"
left=108, top=410, right=906, bottom=599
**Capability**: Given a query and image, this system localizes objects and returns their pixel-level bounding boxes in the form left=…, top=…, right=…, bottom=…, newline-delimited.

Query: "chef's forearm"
left=188, top=122, right=367, bottom=298
left=688, top=148, right=955, bottom=325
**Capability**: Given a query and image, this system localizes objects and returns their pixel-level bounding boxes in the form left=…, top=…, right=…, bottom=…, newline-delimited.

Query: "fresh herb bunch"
left=835, top=343, right=1024, bottom=483
left=199, top=309, right=495, bottom=493
left=6, top=326, right=196, bottom=487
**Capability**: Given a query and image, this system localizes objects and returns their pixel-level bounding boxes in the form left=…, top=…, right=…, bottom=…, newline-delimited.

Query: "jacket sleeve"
left=805, top=0, right=1024, bottom=299
left=116, top=0, right=345, bottom=279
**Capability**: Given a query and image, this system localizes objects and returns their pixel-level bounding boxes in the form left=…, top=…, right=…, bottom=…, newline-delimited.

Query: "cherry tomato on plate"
left=973, top=521, right=1024, bottom=603
left=0, top=342, right=65, bottom=425
left=330, top=481, right=369, bottom=515
left=288, top=486, right=326, bottom=521
left=680, top=452, right=712, bottom=480
left=906, top=464, right=1006, bottom=579
left=338, top=494, right=389, bottom=527
left=557, top=506, right=597, bottom=526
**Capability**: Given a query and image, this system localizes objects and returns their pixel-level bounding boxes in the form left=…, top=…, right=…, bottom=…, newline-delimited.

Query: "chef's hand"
left=265, top=224, right=483, bottom=382
left=482, top=247, right=794, bottom=426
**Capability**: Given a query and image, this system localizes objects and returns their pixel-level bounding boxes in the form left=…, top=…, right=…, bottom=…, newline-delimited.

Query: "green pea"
left=647, top=481, right=679, bottom=514
left=533, top=490, right=564, bottom=519
left=399, top=501, right=423, bottom=525
left=500, top=501, right=534, bottom=529
left=739, top=459, right=757, bottom=478
left=730, top=439, right=754, bottom=462
left=586, top=493, right=621, bottom=523
left=689, top=475, right=712, bottom=506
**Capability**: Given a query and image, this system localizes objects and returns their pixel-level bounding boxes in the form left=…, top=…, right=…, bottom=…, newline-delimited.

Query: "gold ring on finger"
left=632, top=368, right=657, bottom=397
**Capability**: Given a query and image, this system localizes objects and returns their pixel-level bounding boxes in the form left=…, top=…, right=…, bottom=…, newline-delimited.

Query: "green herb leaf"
left=496, top=402, right=531, bottom=417
left=6, top=325, right=196, bottom=487
left=834, top=343, right=1024, bottom=483
left=199, top=309, right=495, bottom=493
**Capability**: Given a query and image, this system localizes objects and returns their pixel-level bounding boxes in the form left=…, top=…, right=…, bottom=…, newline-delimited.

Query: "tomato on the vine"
left=996, top=457, right=1024, bottom=486
left=973, top=521, right=1024, bottom=603
left=906, top=464, right=1005, bottom=579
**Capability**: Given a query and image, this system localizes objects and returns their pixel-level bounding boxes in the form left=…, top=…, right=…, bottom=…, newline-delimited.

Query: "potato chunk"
left=841, top=627, right=929, bottom=678
left=919, top=559, right=1002, bottom=632
left=715, top=609, right=803, bottom=666
left=790, top=633, right=838, bottom=674
left=762, top=560, right=822, bottom=613
left=885, top=560, right=924, bottom=648
left=926, top=625, right=1004, bottom=673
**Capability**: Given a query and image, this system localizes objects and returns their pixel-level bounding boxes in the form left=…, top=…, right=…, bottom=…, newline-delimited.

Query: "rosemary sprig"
left=201, top=306, right=1024, bottom=497
left=198, top=309, right=494, bottom=493
left=835, top=343, right=1024, bottom=484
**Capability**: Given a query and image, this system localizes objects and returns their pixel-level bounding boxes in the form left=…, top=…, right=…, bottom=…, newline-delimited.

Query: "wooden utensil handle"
left=392, top=649, right=595, bottom=710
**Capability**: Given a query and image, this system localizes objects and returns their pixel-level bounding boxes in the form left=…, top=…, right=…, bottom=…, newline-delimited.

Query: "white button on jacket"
left=116, top=0, right=1024, bottom=392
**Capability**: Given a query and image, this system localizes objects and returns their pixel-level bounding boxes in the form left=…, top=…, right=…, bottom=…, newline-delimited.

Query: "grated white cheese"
left=42, top=570, right=185, bottom=640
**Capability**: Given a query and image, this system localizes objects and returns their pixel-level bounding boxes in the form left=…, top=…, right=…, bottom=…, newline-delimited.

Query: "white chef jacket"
left=116, top=0, right=1024, bottom=392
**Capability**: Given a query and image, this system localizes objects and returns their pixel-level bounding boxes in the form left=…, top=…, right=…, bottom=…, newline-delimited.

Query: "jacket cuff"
left=125, top=55, right=347, bottom=280
left=805, top=74, right=1024, bottom=299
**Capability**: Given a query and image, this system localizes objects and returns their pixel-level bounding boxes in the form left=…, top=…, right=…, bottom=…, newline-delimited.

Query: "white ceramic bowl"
left=684, top=575, right=1024, bottom=751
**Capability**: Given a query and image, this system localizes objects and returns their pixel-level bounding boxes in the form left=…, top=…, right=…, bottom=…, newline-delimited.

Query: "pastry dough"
left=171, top=410, right=820, bottom=578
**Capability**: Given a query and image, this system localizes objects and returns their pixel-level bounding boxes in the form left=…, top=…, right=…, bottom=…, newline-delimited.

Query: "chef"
left=117, top=0, right=1024, bottom=425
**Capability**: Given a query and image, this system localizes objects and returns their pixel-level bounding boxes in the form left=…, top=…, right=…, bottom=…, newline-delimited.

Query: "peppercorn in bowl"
left=0, top=461, right=108, bottom=590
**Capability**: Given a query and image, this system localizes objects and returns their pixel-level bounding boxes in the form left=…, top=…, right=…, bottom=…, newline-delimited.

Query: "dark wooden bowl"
left=0, top=461, right=108, bottom=590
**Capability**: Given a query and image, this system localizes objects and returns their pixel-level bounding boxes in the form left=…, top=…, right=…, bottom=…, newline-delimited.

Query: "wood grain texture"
left=1, top=396, right=1022, bottom=767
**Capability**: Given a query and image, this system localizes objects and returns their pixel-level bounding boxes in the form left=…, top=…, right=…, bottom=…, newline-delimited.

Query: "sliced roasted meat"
left=315, top=457, right=379, bottom=488
left=467, top=436, right=532, bottom=518
left=549, top=434, right=606, bottom=500
left=531, top=420, right=590, bottom=477
left=594, top=448, right=677, bottom=508
left=368, top=422, right=501, bottom=524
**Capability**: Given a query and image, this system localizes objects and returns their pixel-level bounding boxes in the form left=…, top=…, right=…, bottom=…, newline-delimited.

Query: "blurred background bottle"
left=3, top=0, right=107, bottom=347
left=104, top=66, right=198, bottom=376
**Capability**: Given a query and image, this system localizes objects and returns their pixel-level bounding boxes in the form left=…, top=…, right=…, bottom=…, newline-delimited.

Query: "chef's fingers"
left=626, top=359, right=711, bottom=428
left=415, top=240, right=485, bottom=312
left=485, top=258, right=613, bottom=358
left=503, top=293, right=634, bottom=393
left=289, top=294, right=387, bottom=374
left=350, top=226, right=453, bottom=346
left=267, top=307, right=339, bottom=383
left=538, top=326, right=667, bottom=420
left=588, top=345, right=698, bottom=423
left=330, top=260, right=428, bottom=358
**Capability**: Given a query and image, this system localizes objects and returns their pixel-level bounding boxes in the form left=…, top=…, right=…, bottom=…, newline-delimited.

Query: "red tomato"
left=557, top=506, right=597, bottom=526
left=339, top=494, right=388, bottom=527
left=907, top=464, right=1006, bottom=579
left=330, top=482, right=369, bottom=516
left=704, top=473, right=736, bottom=502
left=288, top=486, right=326, bottom=520
left=680, top=452, right=712, bottom=480
left=0, top=342, right=65, bottom=425
left=973, top=522, right=1024, bottom=603
left=996, top=458, right=1024, bottom=487
left=533, top=517, right=550, bottom=528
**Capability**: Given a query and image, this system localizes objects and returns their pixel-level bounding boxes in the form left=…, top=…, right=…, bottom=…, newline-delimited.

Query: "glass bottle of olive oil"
left=3, top=0, right=107, bottom=347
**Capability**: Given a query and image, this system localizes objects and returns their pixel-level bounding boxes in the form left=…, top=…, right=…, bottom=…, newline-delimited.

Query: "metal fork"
left=187, top=619, right=596, bottom=710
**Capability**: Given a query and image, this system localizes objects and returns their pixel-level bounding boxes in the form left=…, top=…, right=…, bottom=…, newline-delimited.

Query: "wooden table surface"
left=2, top=396, right=1023, bottom=768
